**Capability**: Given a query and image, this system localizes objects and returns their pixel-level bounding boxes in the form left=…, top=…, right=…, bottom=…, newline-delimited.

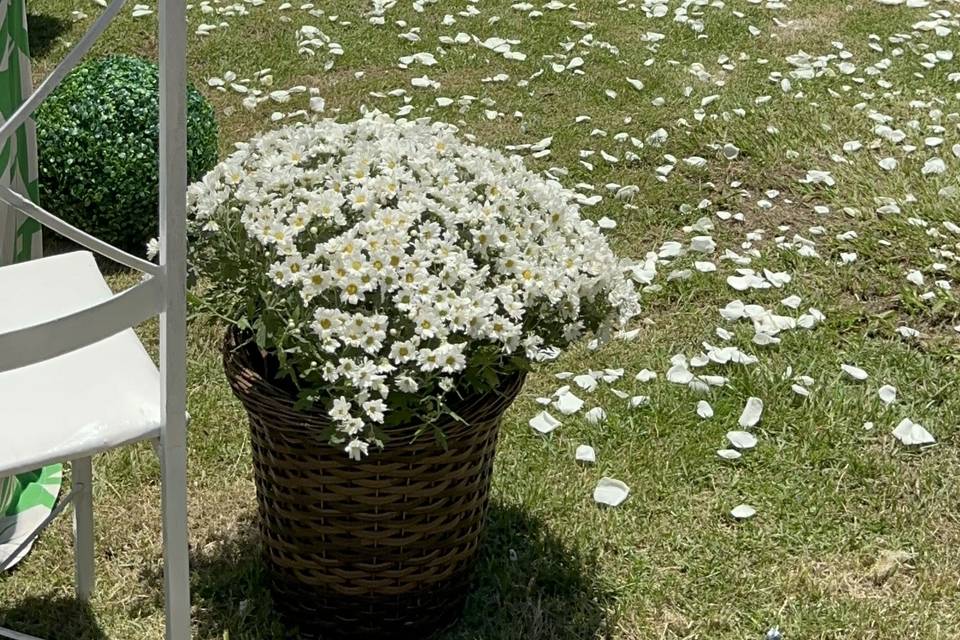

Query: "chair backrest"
left=0, top=0, right=187, bottom=374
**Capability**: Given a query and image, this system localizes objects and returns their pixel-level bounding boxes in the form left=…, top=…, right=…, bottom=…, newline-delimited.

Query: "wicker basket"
left=223, top=330, right=525, bottom=639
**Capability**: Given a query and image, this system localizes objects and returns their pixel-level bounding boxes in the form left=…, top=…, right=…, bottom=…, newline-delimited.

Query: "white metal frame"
left=0, top=0, right=190, bottom=635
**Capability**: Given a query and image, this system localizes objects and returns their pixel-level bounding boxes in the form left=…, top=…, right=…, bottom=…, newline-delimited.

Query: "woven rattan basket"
left=223, top=330, right=525, bottom=639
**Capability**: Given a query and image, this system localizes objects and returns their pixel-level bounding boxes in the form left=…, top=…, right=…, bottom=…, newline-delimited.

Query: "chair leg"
left=160, top=444, right=191, bottom=639
left=71, top=457, right=95, bottom=602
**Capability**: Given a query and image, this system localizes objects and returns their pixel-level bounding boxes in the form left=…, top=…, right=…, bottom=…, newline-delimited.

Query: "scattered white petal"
left=730, top=504, right=756, bottom=520
left=727, top=430, right=758, bottom=450
left=554, top=390, right=584, bottom=415
left=722, top=143, right=740, bottom=160
left=593, top=477, right=630, bottom=507
left=841, top=364, right=869, bottom=381
left=738, top=397, right=763, bottom=428
left=667, top=363, right=694, bottom=385
left=529, top=411, right=561, bottom=434
left=878, top=157, right=898, bottom=171
left=878, top=385, right=897, bottom=405
left=892, top=418, right=935, bottom=446
left=781, top=295, right=802, bottom=309
left=697, top=401, right=713, bottom=419
left=575, top=444, right=596, bottom=464
left=922, top=158, right=946, bottom=176
left=717, top=449, right=742, bottom=461
left=906, top=270, right=925, bottom=286
left=584, top=407, right=607, bottom=425
left=574, top=374, right=599, bottom=392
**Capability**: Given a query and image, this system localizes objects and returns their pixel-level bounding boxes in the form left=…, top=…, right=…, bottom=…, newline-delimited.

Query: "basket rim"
left=222, top=327, right=527, bottom=449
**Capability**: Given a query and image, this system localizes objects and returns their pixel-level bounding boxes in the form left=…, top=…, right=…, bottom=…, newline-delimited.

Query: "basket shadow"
left=0, top=595, right=107, bottom=640
left=27, top=13, right=71, bottom=59
left=189, top=502, right=611, bottom=640
left=442, top=503, right=612, bottom=640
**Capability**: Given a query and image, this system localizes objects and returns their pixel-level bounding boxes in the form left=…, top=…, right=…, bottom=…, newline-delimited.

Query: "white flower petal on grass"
left=529, top=411, right=561, bottom=434
left=635, top=369, right=658, bottom=382
left=593, top=477, right=630, bottom=507
left=269, top=90, right=291, bottom=103
left=781, top=295, right=802, bottom=309
left=720, top=300, right=746, bottom=321
left=554, top=390, right=584, bottom=415
left=690, top=236, right=716, bottom=253
left=574, top=374, right=599, bottom=392
left=791, top=384, right=810, bottom=397
left=922, top=157, right=946, bottom=175
left=629, top=395, right=650, bottom=409
left=763, top=269, right=792, bottom=288
left=878, top=385, right=897, bottom=405
left=575, top=444, right=596, bottom=463
left=667, top=363, right=694, bottom=384
left=730, top=504, right=756, bottom=520
left=892, top=418, right=935, bottom=446
left=411, top=75, right=439, bottom=89
left=727, top=430, right=758, bottom=449
left=601, top=368, right=624, bottom=383
left=841, top=364, right=869, bottom=381
left=584, top=407, right=607, bottom=425
left=738, top=397, right=763, bottom=428
left=897, top=326, right=921, bottom=339
left=717, top=449, right=742, bottom=461
left=697, top=400, right=714, bottom=419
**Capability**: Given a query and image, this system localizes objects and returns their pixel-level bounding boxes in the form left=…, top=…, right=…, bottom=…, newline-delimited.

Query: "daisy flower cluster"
left=189, top=111, right=639, bottom=458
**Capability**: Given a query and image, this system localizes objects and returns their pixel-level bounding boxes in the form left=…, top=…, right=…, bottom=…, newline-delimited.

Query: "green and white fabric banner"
left=1, top=0, right=63, bottom=571
left=1, top=0, right=42, bottom=263
left=0, top=467, right=62, bottom=568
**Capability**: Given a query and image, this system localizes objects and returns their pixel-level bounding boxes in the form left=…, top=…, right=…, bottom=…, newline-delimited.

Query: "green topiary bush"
left=36, top=55, right=219, bottom=252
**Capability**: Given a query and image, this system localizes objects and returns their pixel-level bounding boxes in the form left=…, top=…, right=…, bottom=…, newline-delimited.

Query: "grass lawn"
left=2, top=0, right=959, bottom=638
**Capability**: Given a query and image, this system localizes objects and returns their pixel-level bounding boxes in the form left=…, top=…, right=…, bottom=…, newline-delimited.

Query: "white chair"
left=0, top=0, right=190, bottom=636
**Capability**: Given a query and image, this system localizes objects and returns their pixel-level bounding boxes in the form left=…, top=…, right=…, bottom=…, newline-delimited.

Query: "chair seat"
left=0, top=252, right=161, bottom=477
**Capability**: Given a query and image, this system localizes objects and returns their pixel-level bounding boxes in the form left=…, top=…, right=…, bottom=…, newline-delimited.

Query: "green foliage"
left=35, top=55, right=219, bottom=251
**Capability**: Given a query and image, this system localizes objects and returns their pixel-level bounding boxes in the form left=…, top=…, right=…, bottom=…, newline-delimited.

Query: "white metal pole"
left=158, top=0, right=190, bottom=634
left=72, top=456, right=95, bottom=600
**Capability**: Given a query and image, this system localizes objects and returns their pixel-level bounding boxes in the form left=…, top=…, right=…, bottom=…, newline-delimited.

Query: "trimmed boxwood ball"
left=36, top=55, right=218, bottom=251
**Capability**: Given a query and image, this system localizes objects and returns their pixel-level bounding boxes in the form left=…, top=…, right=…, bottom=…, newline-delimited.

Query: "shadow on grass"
left=0, top=596, right=106, bottom=640
left=27, top=13, right=70, bottom=59
left=190, top=503, right=612, bottom=640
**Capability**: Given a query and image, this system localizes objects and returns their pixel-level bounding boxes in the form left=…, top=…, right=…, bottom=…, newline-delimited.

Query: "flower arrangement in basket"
left=188, top=111, right=639, bottom=638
